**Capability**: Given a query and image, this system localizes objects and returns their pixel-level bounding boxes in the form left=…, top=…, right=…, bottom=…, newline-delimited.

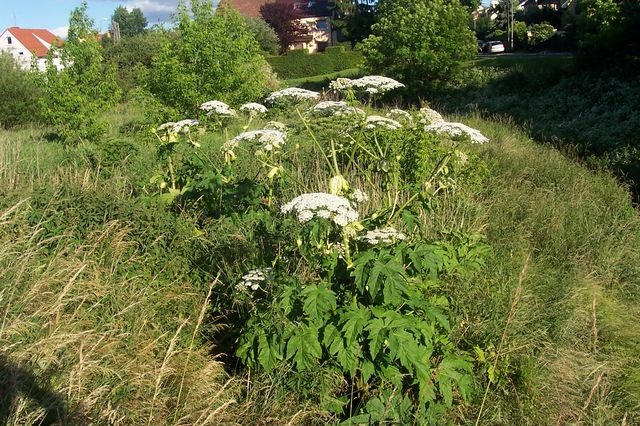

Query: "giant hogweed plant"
left=149, top=82, right=492, bottom=423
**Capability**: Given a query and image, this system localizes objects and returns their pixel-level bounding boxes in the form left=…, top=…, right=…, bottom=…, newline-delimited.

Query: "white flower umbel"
left=334, top=106, right=366, bottom=117
left=329, top=77, right=354, bottom=92
left=265, top=87, right=321, bottom=105
left=364, top=115, right=402, bottom=130
left=350, top=75, right=405, bottom=94
left=240, top=102, right=268, bottom=115
left=359, top=227, right=407, bottom=245
left=312, top=101, right=351, bottom=116
left=281, top=193, right=359, bottom=227
left=387, top=108, right=414, bottom=124
left=264, top=121, right=288, bottom=133
left=199, top=100, right=237, bottom=117
left=419, top=107, right=445, bottom=125
left=425, top=122, right=489, bottom=144
left=236, top=268, right=273, bottom=292
left=157, top=119, right=199, bottom=134
left=350, top=189, right=369, bottom=203
left=232, top=129, right=287, bottom=152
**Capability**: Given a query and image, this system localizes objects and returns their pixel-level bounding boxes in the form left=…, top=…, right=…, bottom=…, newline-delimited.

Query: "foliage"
left=331, top=0, right=378, bottom=47
left=111, top=6, right=148, bottom=37
left=104, top=30, right=173, bottom=94
left=245, top=17, right=281, bottom=56
left=41, top=1, right=121, bottom=143
left=147, top=0, right=269, bottom=115
left=528, top=21, right=556, bottom=47
left=260, top=0, right=310, bottom=54
left=267, top=47, right=363, bottom=79
left=576, top=0, right=640, bottom=70
left=360, top=0, right=476, bottom=88
left=0, top=53, right=43, bottom=129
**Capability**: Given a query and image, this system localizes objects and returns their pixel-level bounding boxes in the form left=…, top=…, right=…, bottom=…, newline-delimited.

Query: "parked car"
left=484, top=41, right=505, bottom=54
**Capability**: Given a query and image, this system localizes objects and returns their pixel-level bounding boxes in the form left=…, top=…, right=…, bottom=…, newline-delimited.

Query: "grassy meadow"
left=1, top=91, right=639, bottom=424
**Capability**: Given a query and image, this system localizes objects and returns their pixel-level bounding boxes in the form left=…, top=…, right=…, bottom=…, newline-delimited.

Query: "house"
left=222, top=0, right=334, bottom=53
left=0, top=27, right=63, bottom=71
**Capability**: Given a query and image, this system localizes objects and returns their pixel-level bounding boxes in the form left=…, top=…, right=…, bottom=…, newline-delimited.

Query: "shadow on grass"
left=0, top=354, right=67, bottom=425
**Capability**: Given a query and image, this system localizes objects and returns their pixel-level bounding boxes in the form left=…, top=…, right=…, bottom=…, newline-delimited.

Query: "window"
left=316, top=20, right=328, bottom=30
left=7, top=36, right=12, bottom=44
left=19, top=52, right=24, bottom=55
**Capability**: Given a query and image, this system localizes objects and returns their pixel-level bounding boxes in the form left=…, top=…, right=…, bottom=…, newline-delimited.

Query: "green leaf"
left=337, top=340, right=359, bottom=374
left=341, top=306, right=371, bottom=343
left=360, top=359, right=376, bottom=383
left=365, top=317, right=386, bottom=358
left=257, top=333, right=281, bottom=372
left=322, top=323, right=341, bottom=353
left=339, top=414, right=371, bottom=425
left=301, top=283, right=337, bottom=321
left=365, top=397, right=386, bottom=422
left=286, top=324, right=322, bottom=371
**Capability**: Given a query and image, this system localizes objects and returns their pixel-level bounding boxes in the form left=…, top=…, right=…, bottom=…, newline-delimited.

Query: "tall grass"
left=0, top=133, right=239, bottom=424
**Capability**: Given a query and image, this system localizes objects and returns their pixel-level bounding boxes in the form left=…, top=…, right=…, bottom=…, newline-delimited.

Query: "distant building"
left=223, top=0, right=334, bottom=53
left=0, top=27, right=63, bottom=71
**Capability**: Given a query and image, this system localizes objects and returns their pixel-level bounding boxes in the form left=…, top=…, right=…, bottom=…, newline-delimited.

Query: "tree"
left=41, top=1, right=120, bottom=143
left=330, top=0, right=377, bottom=46
left=260, top=0, right=309, bottom=54
left=147, top=0, right=269, bottom=114
left=244, top=17, right=280, bottom=56
left=0, top=53, right=42, bottom=128
left=360, top=0, right=476, bottom=87
left=112, top=6, right=148, bottom=38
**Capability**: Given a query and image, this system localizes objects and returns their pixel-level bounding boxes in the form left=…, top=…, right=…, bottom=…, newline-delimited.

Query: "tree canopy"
left=112, top=6, right=148, bottom=38
left=361, top=0, right=476, bottom=88
left=260, top=0, right=309, bottom=54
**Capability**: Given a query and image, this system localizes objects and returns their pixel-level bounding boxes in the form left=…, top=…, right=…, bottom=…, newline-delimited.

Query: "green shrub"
left=266, top=48, right=363, bottom=79
left=361, top=0, right=476, bottom=87
left=147, top=1, right=270, bottom=115
left=0, top=53, right=43, bottom=129
left=41, top=1, right=121, bottom=143
left=528, top=22, right=556, bottom=47
left=244, top=17, right=280, bottom=56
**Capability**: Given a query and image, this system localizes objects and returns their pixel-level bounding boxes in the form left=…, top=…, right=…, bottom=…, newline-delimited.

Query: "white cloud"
left=51, top=26, right=69, bottom=39
left=93, top=0, right=220, bottom=24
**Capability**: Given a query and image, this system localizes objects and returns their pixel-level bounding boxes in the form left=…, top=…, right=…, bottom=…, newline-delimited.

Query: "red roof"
left=222, top=0, right=330, bottom=19
left=5, top=27, right=62, bottom=58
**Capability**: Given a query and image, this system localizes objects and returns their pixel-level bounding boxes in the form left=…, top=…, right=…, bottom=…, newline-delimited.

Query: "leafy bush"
left=0, top=53, right=43, bottom=129
left=41, top=1, right=120, bottom=143
left=147, top=0, right=270, bottom=115
left=244, top=16, right=280, bottom=56
left=266, top=48, right=363, bottom=79
left=528, top=22, right=556, bottom=47
left=361, top=0, right=476, bottom=87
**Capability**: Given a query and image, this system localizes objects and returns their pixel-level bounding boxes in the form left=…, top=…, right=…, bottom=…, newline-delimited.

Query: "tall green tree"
left=330, top=0, right=378, bottom=46
left=147, top=0, right=269, bottom=114
left=112, top=6, right=148, bottom=37
left=361, top=0, right=476, bottom=87
left=41, top=1, right=120, bottom=143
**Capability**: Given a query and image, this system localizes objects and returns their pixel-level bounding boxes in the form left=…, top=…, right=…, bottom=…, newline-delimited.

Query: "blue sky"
left=3, top=1, right=183, bottom=38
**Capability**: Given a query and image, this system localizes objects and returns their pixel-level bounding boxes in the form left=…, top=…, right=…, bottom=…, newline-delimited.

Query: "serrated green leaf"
left=301, top=283, right=337, bottom=321
left=337, top=340, right=359, bottom=374
left=286, top=325, right=322, bottom=371
left=365, top=317, right=386, bottom=358
left=323, top=323, right=341, bottom=353
left=360, top=359, right=376, bottom=383
left=365, top=397, right=386, bottom=422
left=340, top=414, right=371, bottom=425
left=341, top=306, right=370, bottom=343
left=257, top=333, right=280, bottom=372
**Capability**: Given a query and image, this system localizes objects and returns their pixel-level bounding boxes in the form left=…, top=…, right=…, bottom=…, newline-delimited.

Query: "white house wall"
left=0, top=29, right=35, bottom=70
left=292, top=16, right=332, bottom=53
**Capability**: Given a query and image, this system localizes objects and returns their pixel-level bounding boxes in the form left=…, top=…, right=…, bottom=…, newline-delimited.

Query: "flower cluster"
left=364, top=115, right=402, bottom=130
left=350, top=189, right=369, bottom=203
left=329, top=77, right=354, bottom=92
left=281, top=193, right=359, bottom=226
left=240, top=102, right=268, bottom=116
left=418, top=107, right=444, bottom=125
left=387, top=108, right=414, bottom=125
left=236, top=268, right=273, bottom=292
left=156, top=119, right=199, bottom=134
left=232, top=129, right=287, bottom=153
left=199, top=100, right=237, bottom=117
left=358, top=227, right=407, bottom=245
left=264, top=121, right=288, bottom=133
left=312, top=101, right=351, bottom=116
left=425, top=122, right=489, bottom=144
left=265, top=87, right=321, bottom=105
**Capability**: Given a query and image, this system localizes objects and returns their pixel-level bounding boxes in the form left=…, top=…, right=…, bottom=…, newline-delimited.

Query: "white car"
left=484, top=41, right=505, bottom=54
